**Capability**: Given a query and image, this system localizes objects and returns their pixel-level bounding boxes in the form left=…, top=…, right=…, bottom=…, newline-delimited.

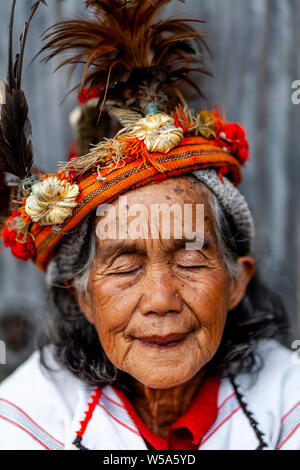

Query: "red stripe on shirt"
left=0, top=398, right=64, bottom=446
left=199, top=406, right=241, bottom=447
left=0, top=414, right=50, bottom=450
left=281, top=401, right=300, bottom=423
left=101, top=391, right=126, bottom=410
left=98, top=403, right=141, bottom=436
left=277, top=422, right=300, bottom=449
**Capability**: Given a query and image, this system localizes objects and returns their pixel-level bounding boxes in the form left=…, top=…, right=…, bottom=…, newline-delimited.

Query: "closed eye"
left=109, top=266, right=143, bottom=276
left=177, top=265, right=205, bottom=270
left=106, top=253, right=143, bottom=276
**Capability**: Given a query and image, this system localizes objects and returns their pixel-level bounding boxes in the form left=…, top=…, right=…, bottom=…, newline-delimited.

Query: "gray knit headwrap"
left=192, top=169, right=255, bottom=254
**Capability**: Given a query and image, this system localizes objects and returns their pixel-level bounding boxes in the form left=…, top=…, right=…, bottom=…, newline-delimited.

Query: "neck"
left=130, top=370, right=205, bottom=440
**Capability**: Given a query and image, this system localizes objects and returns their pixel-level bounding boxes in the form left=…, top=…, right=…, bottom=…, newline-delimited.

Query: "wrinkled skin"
left=76, top=177, right=255, bottom=439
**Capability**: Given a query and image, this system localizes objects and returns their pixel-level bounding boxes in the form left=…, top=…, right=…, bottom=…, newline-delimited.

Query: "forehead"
left=94, top=176, right=217, bottom=253
left=121, top=176, right=212, bottom=206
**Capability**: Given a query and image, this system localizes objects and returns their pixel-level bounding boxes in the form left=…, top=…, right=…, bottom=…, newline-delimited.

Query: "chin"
left=130, top=366, right=199, bottom=389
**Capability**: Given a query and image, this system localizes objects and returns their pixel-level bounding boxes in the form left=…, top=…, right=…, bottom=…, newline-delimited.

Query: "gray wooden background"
left=0, top=0, right=299, bottom=379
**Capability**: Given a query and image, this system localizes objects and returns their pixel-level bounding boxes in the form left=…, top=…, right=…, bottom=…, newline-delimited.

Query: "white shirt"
left=0, top=339, right=299, bottom=450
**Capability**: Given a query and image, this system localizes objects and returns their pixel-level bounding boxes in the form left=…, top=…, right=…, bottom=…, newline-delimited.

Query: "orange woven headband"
left=1, top=106, right=249, bottom=271
left=35, top=138, right=242, bottom=271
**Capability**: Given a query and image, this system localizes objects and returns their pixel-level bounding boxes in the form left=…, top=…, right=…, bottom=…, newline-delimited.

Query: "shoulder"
left=0, top=347, right=88, bottom=450
left=240, top=339, right=300, bottom=399
left=236, top=339, right=300, bottom=450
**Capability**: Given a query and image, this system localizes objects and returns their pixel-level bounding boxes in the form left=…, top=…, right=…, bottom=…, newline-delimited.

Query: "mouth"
left=136, top=332, right=189, bottom=349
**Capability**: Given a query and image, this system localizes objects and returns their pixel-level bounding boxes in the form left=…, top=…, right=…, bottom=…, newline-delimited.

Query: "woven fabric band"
left=31, top=137, right=243, bottom=271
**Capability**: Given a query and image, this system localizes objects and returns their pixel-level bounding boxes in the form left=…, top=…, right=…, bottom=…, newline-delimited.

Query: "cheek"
left=89, top=278, right=140, bottom=364
left=92, top=276, right=138, bottom=323
left=180, top=272, right=229, bottom=347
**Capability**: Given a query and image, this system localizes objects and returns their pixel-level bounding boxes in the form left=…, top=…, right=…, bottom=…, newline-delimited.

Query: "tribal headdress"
left=0, top=0, right=254, bottom=271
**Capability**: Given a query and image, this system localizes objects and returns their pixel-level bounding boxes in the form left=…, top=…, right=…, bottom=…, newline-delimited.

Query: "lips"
left=136, top=332, right=188, bottom=347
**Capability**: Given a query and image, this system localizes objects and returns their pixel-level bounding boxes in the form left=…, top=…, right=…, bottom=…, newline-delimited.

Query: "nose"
left=139, top=271, right=183, bottom=317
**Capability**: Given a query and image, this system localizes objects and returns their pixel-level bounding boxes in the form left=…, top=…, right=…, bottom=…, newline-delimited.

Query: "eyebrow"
left=97, top=242, right=145, bottom=261
left=97, top=235, right=215, bottom=261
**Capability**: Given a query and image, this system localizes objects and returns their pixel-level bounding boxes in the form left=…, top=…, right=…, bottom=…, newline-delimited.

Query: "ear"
left=228, top=256, right=256, bottom=311
left=64, top=280, right=95, bottom=325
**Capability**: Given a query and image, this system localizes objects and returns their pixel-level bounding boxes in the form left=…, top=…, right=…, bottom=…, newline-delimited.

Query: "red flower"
left=2, top=210, right=21, bottom=240
left=66, top=146, right=80, bottom=180
left=11, top=234, right=36, bottom=262
left=2, top=226, right=17, bottom=247
left=1, top=212, right=36, bottom=261
left=78, top=86, right=105, bottom=104
left=67, top=172, right=77, bottom=181
left=68, top=140, right=78, bottom=160
left=216, top=123, right=249, bottom=164
left=9, top=210, right=21, bottom=220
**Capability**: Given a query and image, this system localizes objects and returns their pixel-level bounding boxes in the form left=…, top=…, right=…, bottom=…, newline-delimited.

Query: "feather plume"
left=0, top=0, right=47, bottom=180
left=0, top=172, right=12, bottom=219
left=40, top=0, right=211, bottom=113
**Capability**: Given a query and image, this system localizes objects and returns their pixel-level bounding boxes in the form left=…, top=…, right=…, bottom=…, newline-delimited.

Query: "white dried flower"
left=25, top=176, right=79, bottom=226
left=130, top=113, right=183, bottom=153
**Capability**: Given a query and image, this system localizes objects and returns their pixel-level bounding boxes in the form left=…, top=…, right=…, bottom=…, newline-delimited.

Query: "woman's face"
left=78, top=177, right=255, bottom=389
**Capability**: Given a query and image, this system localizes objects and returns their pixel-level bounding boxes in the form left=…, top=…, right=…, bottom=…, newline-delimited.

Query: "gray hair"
left=46, top=213, right=96, bottom=294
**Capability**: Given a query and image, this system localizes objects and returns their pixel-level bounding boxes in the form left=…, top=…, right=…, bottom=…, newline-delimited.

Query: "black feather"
left=0, top=86, right=33, bottom=177
left=0, top=0, right=47, bottom=180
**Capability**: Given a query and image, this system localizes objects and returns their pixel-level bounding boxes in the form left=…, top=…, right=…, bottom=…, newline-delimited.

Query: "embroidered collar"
left=114, top=376, right=220, bottom=450
left=73, top=376, right=220, bottom=450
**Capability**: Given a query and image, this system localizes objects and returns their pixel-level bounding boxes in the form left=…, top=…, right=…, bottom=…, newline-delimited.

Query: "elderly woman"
left=0, top=0, right=299, bottom=451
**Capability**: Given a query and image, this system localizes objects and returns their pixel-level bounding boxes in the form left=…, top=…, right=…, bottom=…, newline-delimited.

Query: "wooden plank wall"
left=0, top=0, right=299, bottom=377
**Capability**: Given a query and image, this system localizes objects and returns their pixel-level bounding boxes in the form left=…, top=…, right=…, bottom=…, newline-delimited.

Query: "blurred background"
left=0, top=0, right=299, bottom=380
